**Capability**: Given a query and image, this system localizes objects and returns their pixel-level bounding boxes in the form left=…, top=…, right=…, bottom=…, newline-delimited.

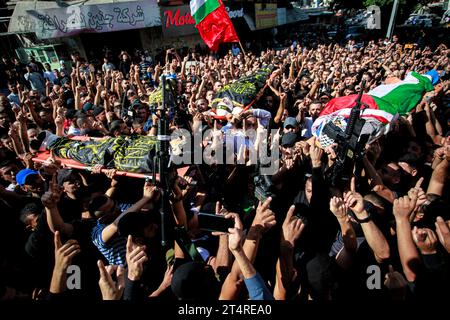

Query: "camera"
left=254, top=175, right=276, bottom=203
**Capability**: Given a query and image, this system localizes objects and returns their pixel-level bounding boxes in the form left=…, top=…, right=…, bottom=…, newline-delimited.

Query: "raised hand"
left=283, top=158, right=294, bottom=171
left=97, top=260, right=125, bottom=300
left=281, top=205, right=305, bottom=248
left=309, top=137, right=323, bottom=168
left=226, top=213, right=244, bottom=252
left=393, top=194, right=417, bottom=222
left=384, top=265, right=408, bottom=298
left=143, top=180, right=160, bottom=201
left=126, top=235, right=148, bottom=281
left=343, top=177, right=365, bottom=216
left=253, top=197, right=276, bottom=232
left=329, top=196, right=348, bottom=220
left=408, top=177, right=426, bottom=216
left=53, top=231, right=80, bottom=274
left=412, top=227, right=438, bottom=255
left=55, top=115, right=64, bottom=127
left=41, top=173, right=62, bottom=209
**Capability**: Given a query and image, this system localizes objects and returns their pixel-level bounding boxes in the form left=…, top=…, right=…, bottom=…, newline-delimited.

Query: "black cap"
left=93, top=106, right=105, bottom=117
left=171, top=262, right=219, bottom=300
left=65, top=109, right=77, bottom=120
left=57, top=169, right=78, bottom=186
left=281, top=132, right=298, bottom=147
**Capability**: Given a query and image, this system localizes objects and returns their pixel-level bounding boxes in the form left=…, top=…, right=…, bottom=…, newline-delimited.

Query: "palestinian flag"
left=313, top=72, right=435, bottom=147
left=190, top=0, right=239, bottom=51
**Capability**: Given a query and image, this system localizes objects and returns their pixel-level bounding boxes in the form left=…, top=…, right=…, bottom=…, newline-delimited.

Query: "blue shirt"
left=91, top=222, right=127, bottom=266
left=244, top=273, right=274, bottom=300
left=7, top=93, right=20, bottom=106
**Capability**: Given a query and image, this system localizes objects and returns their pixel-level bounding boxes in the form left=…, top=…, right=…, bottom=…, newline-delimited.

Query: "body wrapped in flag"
left=313, top=71, right=435, bottom=148
left=47, top=135, right=157, bottom=173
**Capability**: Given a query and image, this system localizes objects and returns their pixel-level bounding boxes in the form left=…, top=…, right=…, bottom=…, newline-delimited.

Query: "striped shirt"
left=91, top=222, right=127, bottom=266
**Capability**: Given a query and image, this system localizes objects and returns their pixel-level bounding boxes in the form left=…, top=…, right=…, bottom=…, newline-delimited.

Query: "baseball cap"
left=16, top=169, right=39, bottom=186
left=57, top=169, right=78, bottom=187
left=93, top=106, right=105, bottom=117
left=425, top=69, right=440, bottom=85
left=171, top=262, right=219, bottom=300
left=283, top=117, right=298, bottom=129
left=131, top=99, right=141, bottom=108
left=82, top=102, right=94, bottom=112
left=306, top=253, right=337, bottom=301
left=66, top=98, right=75, bottom=109
left=65, top=109, right=77, bottom=120
left=281, top=132, right=298, bottom=147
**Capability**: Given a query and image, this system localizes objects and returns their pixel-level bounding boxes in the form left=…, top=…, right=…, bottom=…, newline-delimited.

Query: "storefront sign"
left=160, top=5, right=242, bottom=38
left=227, top=7, right=244, bottom=19
left=9, top=0, right=161, bottom=39
left=161, top=5, right=197, bottom=37
left=255, top=3, right=277, bottom=30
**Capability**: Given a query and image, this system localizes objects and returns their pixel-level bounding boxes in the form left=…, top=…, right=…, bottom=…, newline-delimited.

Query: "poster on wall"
left=255, top=3, right=277, bottom=30
left=9, top=0, right=161, bottom=39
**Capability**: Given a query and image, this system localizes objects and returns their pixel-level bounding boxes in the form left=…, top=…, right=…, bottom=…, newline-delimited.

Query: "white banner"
left=9, top=0, right=161, bottom=39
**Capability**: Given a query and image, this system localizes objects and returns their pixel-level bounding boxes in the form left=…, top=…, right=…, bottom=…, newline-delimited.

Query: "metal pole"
left=158, top=75, right=169, bottom=248
left=386, top=0, right=400, bottom=39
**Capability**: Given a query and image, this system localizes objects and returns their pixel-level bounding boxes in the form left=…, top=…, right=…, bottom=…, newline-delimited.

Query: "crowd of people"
left=0, top=32, right=449, bottom=302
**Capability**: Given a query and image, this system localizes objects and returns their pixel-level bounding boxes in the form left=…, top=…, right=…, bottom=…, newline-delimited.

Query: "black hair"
left=20, top=202, right=43, bottom=224
left=117, top=211, right=157, bottom=238
left=29, top=131, right=46, bottom=151
left=398, top=153, right=420, bottom=168
left=88, top=195, right=109, bottom=217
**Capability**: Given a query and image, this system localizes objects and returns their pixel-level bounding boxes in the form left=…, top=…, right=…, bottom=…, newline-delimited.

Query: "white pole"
left=386, top=0, right=400, bottom=39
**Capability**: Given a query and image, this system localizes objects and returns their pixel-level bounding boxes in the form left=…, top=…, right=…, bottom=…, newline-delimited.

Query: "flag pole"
left=238, top=41, right=246, bottom=56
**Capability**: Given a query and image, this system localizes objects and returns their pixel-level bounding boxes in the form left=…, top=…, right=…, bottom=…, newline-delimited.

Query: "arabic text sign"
left=255, top=3, right=277, bottom=30
left=22, top=1, right=160, bottom=39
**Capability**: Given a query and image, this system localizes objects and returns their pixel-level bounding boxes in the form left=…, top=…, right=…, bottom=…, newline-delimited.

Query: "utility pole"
left=386, top=0, right=400, bottom=39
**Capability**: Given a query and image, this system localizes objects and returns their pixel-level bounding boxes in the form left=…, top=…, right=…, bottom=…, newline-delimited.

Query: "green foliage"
left=364, top=0, right=428, bottom=8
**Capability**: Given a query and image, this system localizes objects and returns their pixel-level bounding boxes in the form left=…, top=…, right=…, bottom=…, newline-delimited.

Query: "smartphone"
left=197, top=213, right=234, bottom=233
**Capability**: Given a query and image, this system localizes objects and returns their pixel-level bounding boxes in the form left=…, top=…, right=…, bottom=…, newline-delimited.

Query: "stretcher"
left=32, top=135, right=189, bottom=180
left=32, top=150, right=189, bottom=180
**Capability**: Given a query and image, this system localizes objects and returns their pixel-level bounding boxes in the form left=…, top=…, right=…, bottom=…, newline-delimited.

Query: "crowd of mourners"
left=0, top=30, right=449, bottom=301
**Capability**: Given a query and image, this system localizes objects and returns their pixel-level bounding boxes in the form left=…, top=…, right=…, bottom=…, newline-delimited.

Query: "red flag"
left=192, top=0, right=239, bottom=51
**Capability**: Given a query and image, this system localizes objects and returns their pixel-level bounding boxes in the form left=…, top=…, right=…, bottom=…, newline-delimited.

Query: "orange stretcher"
left=32, top=150, right=189, bottom=180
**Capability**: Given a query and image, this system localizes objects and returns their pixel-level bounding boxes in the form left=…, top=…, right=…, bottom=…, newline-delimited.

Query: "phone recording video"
left=197, top=213, right=234, bottom=233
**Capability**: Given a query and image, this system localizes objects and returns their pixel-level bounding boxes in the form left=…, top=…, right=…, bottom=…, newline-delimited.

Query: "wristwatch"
left=349, top=210, right=372, bottom=224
